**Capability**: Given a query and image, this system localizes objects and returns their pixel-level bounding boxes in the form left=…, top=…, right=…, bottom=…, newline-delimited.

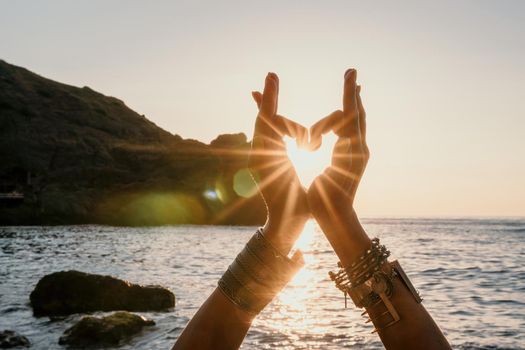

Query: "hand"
left=306, top=69, right=371, bottom=264
left=308, top=68, right=369, bottom=210
left=249, top=73, right=310, bottom=255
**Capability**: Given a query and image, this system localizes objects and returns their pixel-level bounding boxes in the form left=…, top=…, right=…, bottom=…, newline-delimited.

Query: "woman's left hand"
left=306, top=69, right=371, bottom=265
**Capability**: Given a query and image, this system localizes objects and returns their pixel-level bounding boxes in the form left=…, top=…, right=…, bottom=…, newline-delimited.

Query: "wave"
left=457, top=343, right=524, bottom=350
left=502, top=227, right=525, bottom=233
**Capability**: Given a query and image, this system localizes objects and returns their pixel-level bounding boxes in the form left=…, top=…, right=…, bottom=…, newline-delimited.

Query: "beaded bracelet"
left=218, top=228, right=304, bottom=315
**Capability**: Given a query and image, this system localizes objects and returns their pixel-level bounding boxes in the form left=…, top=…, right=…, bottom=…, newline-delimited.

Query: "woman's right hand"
left=306, top=69, right=372, bottom=265
left=249, top=73, right=310, bottom=257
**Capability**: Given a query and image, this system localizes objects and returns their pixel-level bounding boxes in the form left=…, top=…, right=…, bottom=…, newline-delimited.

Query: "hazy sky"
left=1, top=0, right=524, bottom=217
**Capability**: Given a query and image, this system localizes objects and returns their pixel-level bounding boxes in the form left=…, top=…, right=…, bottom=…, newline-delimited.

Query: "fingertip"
left=251, top=91, right=262, bottom=106
left=297, top=126, right=309, bottom=148
left=308, top=138, right=321, bottom=151
left=302, top=127, right=309, bottom=147
left=267, top=72, right=279, bottom=82
left=344, top=68, right=356, bottom=81
left=308, top=128, right=321, bottom=151
left=262, top=73, right=279, bottom=116
left=265, top=72, right=279, bottom=91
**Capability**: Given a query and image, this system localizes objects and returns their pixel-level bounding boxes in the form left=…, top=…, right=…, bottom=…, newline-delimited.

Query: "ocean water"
left=0, top=218, right=523, bottom=349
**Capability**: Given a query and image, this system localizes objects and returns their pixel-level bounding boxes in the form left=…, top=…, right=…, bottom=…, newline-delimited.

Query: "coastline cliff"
left=0, top=60, right=266, bottom=225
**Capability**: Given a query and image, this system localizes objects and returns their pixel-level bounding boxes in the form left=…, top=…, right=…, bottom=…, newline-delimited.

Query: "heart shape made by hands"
left=284, top=132, right=337, bottom=188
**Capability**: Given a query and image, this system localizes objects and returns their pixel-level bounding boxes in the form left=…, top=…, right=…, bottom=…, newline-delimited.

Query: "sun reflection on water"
left=265, top=220, right=329, bottom=335
left=292, top=220, right=317, bottom=253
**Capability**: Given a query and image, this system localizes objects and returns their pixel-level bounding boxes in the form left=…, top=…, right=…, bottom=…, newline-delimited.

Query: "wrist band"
left=329, top=238, right=422, bottom=332
left=218, top=228, right=304, bottom=315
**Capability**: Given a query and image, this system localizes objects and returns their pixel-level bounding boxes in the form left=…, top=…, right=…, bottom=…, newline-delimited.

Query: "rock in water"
left=0, top=330, right=30, bottom=348
left=58, top=311, right=155, bottom=347
left=30, top=270, right=175, bottom=316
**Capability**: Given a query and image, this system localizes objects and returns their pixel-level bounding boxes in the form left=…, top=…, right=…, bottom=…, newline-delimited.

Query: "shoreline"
left=1, top=216, right=523, bottom=228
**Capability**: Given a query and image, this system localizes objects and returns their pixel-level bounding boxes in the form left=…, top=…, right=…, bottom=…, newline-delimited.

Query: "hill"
left=0, top=60, right=266, bottom=225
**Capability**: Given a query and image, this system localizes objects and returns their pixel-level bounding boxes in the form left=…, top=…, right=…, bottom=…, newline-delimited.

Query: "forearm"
left=315, top=210, right=450, bottom=350
left=172, top=289, right=254, bottom=350
left=313, top=209, right=371, bottom=266
left=367, top=278, right=450, bottom=349
left=173, top=224, right=304, bottom=350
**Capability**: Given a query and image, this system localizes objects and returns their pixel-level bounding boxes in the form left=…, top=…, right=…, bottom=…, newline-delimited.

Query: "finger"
left=356, top=85, right=369, bottom=157
left=275, top=115, right=308, bottom=147
left=251, top=90, right=267, bottom=144
left=331, top=137, right=352, bottom=170
left=346, top=87, right=368, bottom=194
left=296, top=122, right=309, bottom=148
left=253, top=90, right=283, bottom=140
left=250, top=77, right=285, bottom=174
left=308, top=110, right=344, bottom=150
left=260, top=72, right=278, bottom=118
left=257, top=73, right=283, bottom=143
left=253, top=88, right=283, bottom=143
left=251, top=91, right=276, bottom=152
left=343, top=69, right=358, bottom=114
left=252, top=91, right=263, bottom=109
left=343, top=69, right=360, bottom=139
left=310, top=110, right=345, bottom=136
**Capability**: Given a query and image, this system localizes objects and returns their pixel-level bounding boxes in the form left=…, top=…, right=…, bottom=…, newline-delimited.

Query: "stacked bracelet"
left=329, top=238, right=391, bottom=291
left=218, top=228, right=304, bottom=315
left=329, top=238, right=422, bottom=333
left=346, top=238, right=391, bottom=286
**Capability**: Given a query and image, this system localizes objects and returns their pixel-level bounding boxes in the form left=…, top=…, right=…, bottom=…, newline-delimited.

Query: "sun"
left=284, top=132, right=337, bottom=188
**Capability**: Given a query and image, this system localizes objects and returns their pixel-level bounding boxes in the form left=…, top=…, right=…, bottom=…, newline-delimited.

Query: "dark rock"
left=0, top=330, right=30, bottom=348
left=0, top=59, right=266, bottom=226
left=30, top=270, right=175, bottom=316
left=210, top=133, right=247, bottom=148
left=58, top=311, right=154, bottom=347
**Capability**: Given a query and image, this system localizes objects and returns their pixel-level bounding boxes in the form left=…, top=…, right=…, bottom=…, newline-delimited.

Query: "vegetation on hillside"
left=0, top=60, right=266, bottom=225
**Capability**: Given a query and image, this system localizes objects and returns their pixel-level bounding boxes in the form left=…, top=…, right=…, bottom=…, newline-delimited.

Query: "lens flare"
left=233, top=168, right=258, bottom=198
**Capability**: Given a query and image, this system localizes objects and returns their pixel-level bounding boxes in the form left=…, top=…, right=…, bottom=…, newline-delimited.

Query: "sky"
left=1, top=0, right=524, bottom=217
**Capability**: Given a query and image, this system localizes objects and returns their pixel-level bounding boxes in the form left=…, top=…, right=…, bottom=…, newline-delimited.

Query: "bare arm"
left=307, top=69, right=451, bottom=350
left=172, top=73, right=309, bottom=349
left=172, top=289, right=253, bottom=350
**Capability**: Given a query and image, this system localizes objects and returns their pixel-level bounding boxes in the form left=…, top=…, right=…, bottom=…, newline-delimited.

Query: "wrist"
left=262, top=214, right=309, bottom=256
left=218, top=229, right=304, bottom=315
left=315, top=209, right=372, bottom=266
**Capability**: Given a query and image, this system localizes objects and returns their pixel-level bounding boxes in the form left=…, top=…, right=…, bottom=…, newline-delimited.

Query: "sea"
left=0, top=218, right=524, bottom=349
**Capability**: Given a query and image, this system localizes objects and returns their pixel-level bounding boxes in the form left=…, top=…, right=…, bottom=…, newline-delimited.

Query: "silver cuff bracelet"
left=218, top=228, right=304, bottom=315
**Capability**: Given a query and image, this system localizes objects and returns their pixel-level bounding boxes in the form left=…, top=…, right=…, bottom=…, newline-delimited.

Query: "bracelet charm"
left=329, top=238, right=422, bottom=333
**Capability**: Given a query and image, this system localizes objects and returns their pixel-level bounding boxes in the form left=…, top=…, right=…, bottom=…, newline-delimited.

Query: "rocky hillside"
left=0, top=60, right=266, bottom=225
